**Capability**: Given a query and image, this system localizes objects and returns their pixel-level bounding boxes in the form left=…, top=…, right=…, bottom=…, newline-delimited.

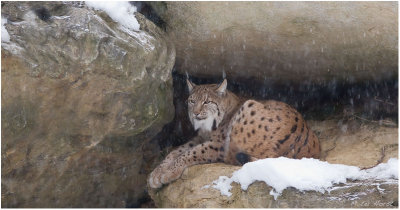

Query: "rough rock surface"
left=2, top=2, right=175, bottom=207
left=149, top=163, right=398, bottom=208
left=156, top=2, right=397, bottom=84
left=310, top=119, right=398, bottom=169
left=149, top=119, right=398, bottom=208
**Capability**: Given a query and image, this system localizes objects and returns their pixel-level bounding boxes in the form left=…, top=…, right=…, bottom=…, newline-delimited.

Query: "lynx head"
left=186, top=79, right=229, bottom=132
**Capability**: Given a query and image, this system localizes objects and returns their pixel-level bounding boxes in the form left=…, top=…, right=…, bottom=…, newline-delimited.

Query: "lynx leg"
left=161, top=136, right=205, bottom=164
left=148, top=140, right=225, bottom=188
left=149, top=136, right=205, bottom=188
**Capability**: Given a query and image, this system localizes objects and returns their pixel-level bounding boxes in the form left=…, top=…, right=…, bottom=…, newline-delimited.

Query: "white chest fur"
left=193, top=117, right=215, bottom=132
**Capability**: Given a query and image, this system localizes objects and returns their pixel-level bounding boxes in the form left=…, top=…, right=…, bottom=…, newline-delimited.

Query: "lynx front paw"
left=148, top=167, right=163, bottom=189
left=159, top=167, right=183, bottom=186
left=148, top=164, right=185, bottom=189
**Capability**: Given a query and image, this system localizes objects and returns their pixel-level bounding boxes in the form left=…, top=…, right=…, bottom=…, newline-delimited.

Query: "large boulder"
left=149, top=118, right=398, bottom=207
left=155, top=2, right=397, bottom=84
left=1, top=2, right=175, bottom=207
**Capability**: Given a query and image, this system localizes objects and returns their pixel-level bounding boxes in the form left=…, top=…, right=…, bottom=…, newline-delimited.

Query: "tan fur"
left=148, top=79, right=320, bottom=189
left=225, top=100, right=320, bottom=164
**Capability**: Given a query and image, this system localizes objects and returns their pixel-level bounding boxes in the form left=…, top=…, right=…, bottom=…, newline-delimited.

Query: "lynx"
left=148, top=79, right=320, bottom=189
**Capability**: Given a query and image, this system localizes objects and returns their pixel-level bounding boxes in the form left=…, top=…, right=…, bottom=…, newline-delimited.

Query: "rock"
left=149, top=163, right=398, bottom=208
left=157, top=2, right=397, bottom=84
left=1, top=2, right=175, bottom=207
left=149, top=118, right=398, bottom=208
left=309, top=119, right=398, bottom=168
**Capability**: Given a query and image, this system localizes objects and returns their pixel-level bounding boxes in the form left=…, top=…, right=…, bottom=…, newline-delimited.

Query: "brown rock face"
left=157, top=2, right=397, bottom=84
left=311, top=119, right=398, bottom=169
left=1, top=2, right=175, bottom=207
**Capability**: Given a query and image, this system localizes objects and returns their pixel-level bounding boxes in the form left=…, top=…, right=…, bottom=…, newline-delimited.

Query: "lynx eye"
left=189, top=99, right=195, bottom=104
left=204, top=100, right=211, bottom=105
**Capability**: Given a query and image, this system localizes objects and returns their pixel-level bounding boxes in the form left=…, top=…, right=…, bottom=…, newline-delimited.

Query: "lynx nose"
left=194, top=111, right=207, bottom=119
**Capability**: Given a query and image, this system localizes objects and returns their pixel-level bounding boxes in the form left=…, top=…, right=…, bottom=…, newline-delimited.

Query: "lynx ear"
left=187, top=79, right=196, bottom=92
left=216, top=79, right=227, bottom=95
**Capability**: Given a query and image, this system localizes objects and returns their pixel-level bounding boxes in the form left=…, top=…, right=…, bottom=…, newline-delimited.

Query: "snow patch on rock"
left=86, top=1, right=140, bottom=31
left=2, top=17, right=10, bottom=43
left=211, top=157, right=398, bottom=199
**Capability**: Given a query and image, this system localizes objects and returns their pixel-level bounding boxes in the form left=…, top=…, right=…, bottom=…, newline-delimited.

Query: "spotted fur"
left=148, top=79, right=320, bottom=189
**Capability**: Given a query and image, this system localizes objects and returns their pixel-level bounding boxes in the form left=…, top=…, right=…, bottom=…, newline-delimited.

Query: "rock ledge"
left=149, top=163, right=398, bottom=208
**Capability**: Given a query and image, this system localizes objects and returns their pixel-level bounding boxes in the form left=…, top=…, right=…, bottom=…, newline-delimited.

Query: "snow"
left=2, top=17, right=10, bottom=43
left=211, top=157, right=398, bottom=199
left=85, top=2, right=156, bottom=52
left=361, top=158, right=398, bottom=180
left=51, top=15, right=71, bottom=20
left=212, top=176, right=234, bottom=196
left=85, top=1, right=140, bottom=31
